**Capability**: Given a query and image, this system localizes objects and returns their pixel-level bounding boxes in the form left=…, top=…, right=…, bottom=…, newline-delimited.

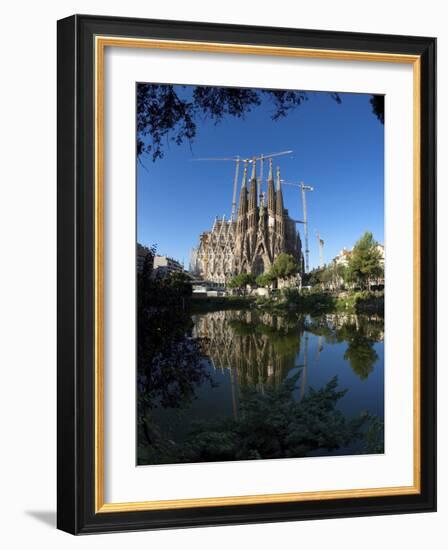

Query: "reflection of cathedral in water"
left=193, top=310, right=303, bottom=391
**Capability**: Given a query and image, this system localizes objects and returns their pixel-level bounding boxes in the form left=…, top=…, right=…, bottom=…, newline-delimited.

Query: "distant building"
left=332, top=244, right=384, bottom=267
left=333, top=247, right=352, bottom=267
left=189, top=277, right=225, bottom=297
left=153, top=255, right=184, bottom=278
left=376, top=244, right=385, bottom=264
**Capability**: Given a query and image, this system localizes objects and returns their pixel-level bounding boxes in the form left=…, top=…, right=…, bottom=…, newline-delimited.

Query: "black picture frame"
left=57, top=14, right=436, bottom=534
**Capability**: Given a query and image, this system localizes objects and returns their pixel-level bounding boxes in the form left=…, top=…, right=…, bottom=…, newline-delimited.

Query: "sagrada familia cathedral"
left=191, top=159, right=303, bottom=284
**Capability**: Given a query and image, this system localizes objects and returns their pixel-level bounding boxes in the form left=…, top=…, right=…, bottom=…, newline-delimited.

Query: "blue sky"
left=137, top=86, right=384, bottom=270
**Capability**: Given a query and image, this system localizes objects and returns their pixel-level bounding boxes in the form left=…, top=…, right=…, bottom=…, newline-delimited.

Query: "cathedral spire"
left=276, top=166, right=284, bottom=215
left=237, top=163, right=248, bottom=218
left=268, top=157, right=273, bottom=181
left=248, top=158, right=258, bottom=212
left=251, top=157, right=257, bottom=181
left=276, top=165, right=281, bottom=191
left=241, top=163, right=247, bottom=188
left=267, top=159, right=275, bottom=215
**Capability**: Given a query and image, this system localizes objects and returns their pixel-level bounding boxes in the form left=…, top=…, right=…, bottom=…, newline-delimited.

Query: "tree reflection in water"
left=305, top=313, right=384, bottom=381
left=137, top=274, right=214, bottom=462
left=138, top=308, right=384, bottom=465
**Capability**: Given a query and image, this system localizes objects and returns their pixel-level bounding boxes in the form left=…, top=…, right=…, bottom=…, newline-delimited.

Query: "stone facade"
left=192, top=160, right=302, bottom=284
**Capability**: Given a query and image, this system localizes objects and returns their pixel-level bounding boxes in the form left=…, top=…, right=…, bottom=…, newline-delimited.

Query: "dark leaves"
left=262, top=89, right=309, bottom=120
left=137, top=84, right=310, bottom=161
left=137, top=84, right=196, bottom=161
left=370, top=94, right=385, bottom=124
left=180, top=374, right=377, bottom=462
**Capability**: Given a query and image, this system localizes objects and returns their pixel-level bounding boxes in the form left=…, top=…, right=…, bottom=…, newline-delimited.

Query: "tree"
left=344, top=335, right=378, bottom=380
left=137, top=84, right=342, bottom=161
left=139, top=242, right=157, bottom=278
left=181, top=375, right=373, bottom=462
left=227, top=272, right=255, bottom=294
left=346, top=232, right=382, bottom=290
left=166, top=271, right=193, bottom=298
left=256, top=272, right=274, bottom=288
left=137, top=262, right=211, bottom=456
left=271, top=253, right=299, bottom=281
left=370, top=95, right=384, bottom=124
left=303, top=267, right=323, bottom=287
left=318, top=266, right=332, bottom=288
left=321, top=262, right=347, bottom=290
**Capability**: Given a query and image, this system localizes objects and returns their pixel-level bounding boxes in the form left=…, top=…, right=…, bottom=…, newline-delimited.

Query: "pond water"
left=141, top=308, right=384, bottom=464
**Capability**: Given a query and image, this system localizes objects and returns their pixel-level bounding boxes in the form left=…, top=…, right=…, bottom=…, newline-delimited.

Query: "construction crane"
left=191, top=150, right=293, bottom=221
left=282, top=181, right=314, bottom=272
left=316, top=231, right=325, bottom=268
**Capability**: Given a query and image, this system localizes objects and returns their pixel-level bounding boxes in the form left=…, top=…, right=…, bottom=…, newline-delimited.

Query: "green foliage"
left=190, top=295, right=253, bottom=313
left=229, top=254, right=299, bottom=295
left=304, top=232, right=383, bottom=293
left=343, top=336, right=378, bottom=380
left=335, top=290, right=384, bottom=314
left=255, top=295, right=270, bottom=306
left=139, top=243, right=157, bottom=278
left=306, top=313, right=383, bottom=381
left=256, top=272, right=274, bottom=287
left=346, top=232, right=383, bottom=289
left=227, top=272, right=256, bottom=292
left=165, top=271, right=193, bottom=298
left=362, top=415, right=385, bottom=453
left=304, top=263, right=348, bottom=290
left=283, top=289, right=336, bottom=312
left=271, top=253, right=299, bottom=280
left=301, top=292, right=337, bottom=312
left=181, top=374, right=369, bottom=462
left=302, top=268, right=322, bottom=287
left=137, top=268, right=211, bottom=428
left=281, top=287, right=301, bottom=304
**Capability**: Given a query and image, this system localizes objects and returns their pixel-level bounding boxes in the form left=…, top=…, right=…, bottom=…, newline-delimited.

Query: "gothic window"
left=252, top=256, right=264, bottom=277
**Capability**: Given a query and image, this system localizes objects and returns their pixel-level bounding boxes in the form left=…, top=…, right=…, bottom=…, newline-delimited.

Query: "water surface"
left=139, top=308, right=384, bottom=464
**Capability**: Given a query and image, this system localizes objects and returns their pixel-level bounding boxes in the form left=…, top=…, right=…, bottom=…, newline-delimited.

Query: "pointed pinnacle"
left=276, top=166, right=281, bottom=190
left=241, top=162, right=248, bottom=188
left=268, top=158, right=273, bottom=180
left=251, top=157, right=256, bottom=180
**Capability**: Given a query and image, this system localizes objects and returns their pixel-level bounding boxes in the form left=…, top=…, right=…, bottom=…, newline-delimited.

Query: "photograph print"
left=136, top=82, right=385, bottom=466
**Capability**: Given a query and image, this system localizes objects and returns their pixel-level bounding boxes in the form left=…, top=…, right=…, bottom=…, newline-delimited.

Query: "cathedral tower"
left=247, top=159, right=258, bottom=259
left=195, top=159, right=302, bottom=283
left=275, top=166, right=285, bottom=253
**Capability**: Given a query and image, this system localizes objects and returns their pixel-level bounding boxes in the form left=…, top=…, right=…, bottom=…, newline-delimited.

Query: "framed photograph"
left=57, top=14, right=436, bottom=534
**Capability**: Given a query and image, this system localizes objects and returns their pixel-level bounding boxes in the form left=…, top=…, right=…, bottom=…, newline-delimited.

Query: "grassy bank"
left=254, top=289, right=384, bottom=316
left=189, top=290, right=384, bottom=316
